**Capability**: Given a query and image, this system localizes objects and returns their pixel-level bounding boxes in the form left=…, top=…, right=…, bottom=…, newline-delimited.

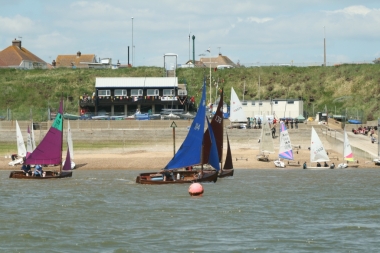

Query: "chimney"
left=12, top=38, right=22, bottom=49
left=77, top=51, right=81, bottom=57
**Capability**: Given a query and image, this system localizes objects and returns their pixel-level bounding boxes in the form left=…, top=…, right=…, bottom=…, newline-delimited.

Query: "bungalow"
left=199, top=53, right=236, bottom=69
left=54, top=51, right=96, bottom=68
left=0, top=39, right=47, bottom=69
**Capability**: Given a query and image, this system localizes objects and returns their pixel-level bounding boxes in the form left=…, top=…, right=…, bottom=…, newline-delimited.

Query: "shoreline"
left=0, top=147, right=374, bottom=171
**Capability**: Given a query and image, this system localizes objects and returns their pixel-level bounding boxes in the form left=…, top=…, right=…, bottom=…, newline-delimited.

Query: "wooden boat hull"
left=218, top=169, right=234, bottom=178
left=9, top=170, right=73, bottom=179
left=136, top=170, right=218, bottom=185
left=305, top=167, right=332, bottom=170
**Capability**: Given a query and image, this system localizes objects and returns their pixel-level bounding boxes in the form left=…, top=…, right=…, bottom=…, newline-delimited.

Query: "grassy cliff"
left=0, top=64, right=379, bottom=121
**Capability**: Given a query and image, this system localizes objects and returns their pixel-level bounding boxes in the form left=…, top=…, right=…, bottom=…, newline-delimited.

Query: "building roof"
left=0, top=58, right=7, bottom=67
left=95, top=77, right=179, bottom=88
left=199, top=54, right=236, bottom=68
left=55, top=52, right=96, bottom=68
left=0, top=39, right=46, bottom=66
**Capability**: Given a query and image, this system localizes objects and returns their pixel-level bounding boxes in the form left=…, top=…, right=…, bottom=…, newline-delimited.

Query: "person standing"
left=303, top=162, right=307, bottom=169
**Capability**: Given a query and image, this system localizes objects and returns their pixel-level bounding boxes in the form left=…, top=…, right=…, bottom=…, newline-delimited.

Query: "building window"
left=274, top=101, right=278, bottom=104
left=98, top=90, right=111, bottom=96
left=242, top=101, right=247, bottom=105
left=131, top=89, right=143, bottom=96
left=163, top=89, right=174, bottom=96
left=259, top=102, right=263, bottom=106
left=287, top=101, right=294, bottom=104
left=251, top=102, right=255, bottom=105
left=115, top=89, right=127, bottom=96
left=147, top=89, right=159, bottom=96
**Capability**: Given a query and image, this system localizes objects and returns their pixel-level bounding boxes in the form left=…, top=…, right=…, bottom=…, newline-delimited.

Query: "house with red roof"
left=54, top=51, right=97, bottom=68
left=199, top=53, right=236, bottom=69
left=0, top=39, right=47, bottom=69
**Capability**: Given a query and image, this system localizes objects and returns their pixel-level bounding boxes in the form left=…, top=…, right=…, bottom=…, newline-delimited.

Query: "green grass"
left=0, top=64, right=379, bottom=121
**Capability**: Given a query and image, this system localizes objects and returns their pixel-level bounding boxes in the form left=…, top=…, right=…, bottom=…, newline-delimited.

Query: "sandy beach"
left=1, top=146, right=372, bottom=171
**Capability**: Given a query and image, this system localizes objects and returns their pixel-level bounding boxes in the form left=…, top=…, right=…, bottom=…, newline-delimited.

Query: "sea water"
left=1, top=168, right=380, bottom=252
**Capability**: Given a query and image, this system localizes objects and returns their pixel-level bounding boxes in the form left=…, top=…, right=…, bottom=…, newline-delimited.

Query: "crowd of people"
left=80, top=92, right=95, bottom=102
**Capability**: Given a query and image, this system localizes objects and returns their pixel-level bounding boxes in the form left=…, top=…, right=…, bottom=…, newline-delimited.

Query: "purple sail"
left=26, top=100, right=63, bottom=165
left=63, top=147, right=71, bottom=171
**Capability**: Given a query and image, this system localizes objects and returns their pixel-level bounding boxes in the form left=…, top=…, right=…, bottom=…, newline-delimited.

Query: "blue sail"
left=206, top=117, right=220, bottom=171
left=164, top=81, right=206, bottom=170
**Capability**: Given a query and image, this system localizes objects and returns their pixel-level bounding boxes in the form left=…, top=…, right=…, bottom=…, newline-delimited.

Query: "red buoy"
left=188, top=183, right=204, bottom=196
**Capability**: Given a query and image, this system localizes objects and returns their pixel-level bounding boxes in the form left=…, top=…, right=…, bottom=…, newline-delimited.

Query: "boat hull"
left=9, top=170, right=73, bottom=179
left=218, top=169, right=234, bottom=178
left=136, top=170, right=218, bottom=185
left=305, top=167, right=332, bottom=170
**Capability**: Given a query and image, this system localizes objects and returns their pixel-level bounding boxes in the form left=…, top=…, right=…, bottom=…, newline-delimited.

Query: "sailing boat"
left=337, top=128, right=359, bottom=169
left=257, top=114, right=275, bottom=162
left=136, top=81, right=220, bottom=184
left=62, top=120, right=76, bottom=169
left=229, top=87, right=247, bottom=128
left=9, top=99, right=73, bottom=179
left=203, top=89, right=234, bottom=178
left=306, top=127, right=330, bottom=170
left=8, top=120, right=27, bottom=166
left=274, top=122, right=294, bottom=168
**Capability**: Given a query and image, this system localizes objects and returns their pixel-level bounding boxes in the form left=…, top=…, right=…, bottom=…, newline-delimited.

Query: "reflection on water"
left=1, top=169, right=380, bottom=252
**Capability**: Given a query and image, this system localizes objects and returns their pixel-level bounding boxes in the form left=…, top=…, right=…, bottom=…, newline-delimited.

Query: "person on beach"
left=317, top=162, right=321, bottom=167
left=324, top=162, right=329, bottom=167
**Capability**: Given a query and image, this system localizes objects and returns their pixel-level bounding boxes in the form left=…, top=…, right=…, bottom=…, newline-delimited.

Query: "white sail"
left=310, top=127, right=329, bottom=163
left=278, top=122, right=294, bottom=160
left=16, top=120, right=27, bottom=158
left=26, top=125, right=33, bottom=155
left=229, top=87, right=247, bottom=122
left=67, top=120, right=74, bottom=160
left=343, top=130, right=354, bottom=161
left=259, top=114, right=275, bottom=154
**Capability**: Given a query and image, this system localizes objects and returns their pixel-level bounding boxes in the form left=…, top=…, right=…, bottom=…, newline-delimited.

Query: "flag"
left=206, top=48, right=210, bottom=53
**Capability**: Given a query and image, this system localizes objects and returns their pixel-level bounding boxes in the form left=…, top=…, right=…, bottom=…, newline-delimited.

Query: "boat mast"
left=59, top=98, right=63, bottom=174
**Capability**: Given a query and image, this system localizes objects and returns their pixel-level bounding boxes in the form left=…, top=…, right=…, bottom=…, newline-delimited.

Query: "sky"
left=1, top=0, right=380, bottom=67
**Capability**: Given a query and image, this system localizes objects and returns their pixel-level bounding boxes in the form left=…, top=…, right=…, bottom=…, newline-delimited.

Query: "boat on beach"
left=305, top=127, right=330, bottom=170
left=9, top=99, right=73, bottom=179
left=229, top=87, right=247, bottom=128
left=8, top=120, right=27, bottom=166
left=337, top=127, right=359, bottom=169
left=256, top=114, right=275, bottom=162
left=274, top=122, right=295, bottom=168
left=135, top=81, right=219, bottom=184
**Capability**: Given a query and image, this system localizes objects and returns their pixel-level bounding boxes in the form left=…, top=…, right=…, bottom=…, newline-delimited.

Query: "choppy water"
left=1, top=168, right=380, bottom=252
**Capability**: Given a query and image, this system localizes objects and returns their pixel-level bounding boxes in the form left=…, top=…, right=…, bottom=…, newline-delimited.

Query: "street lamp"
left=132, top=17, right=134, bottom=66
left=207, top=47, right=211, bottom=103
